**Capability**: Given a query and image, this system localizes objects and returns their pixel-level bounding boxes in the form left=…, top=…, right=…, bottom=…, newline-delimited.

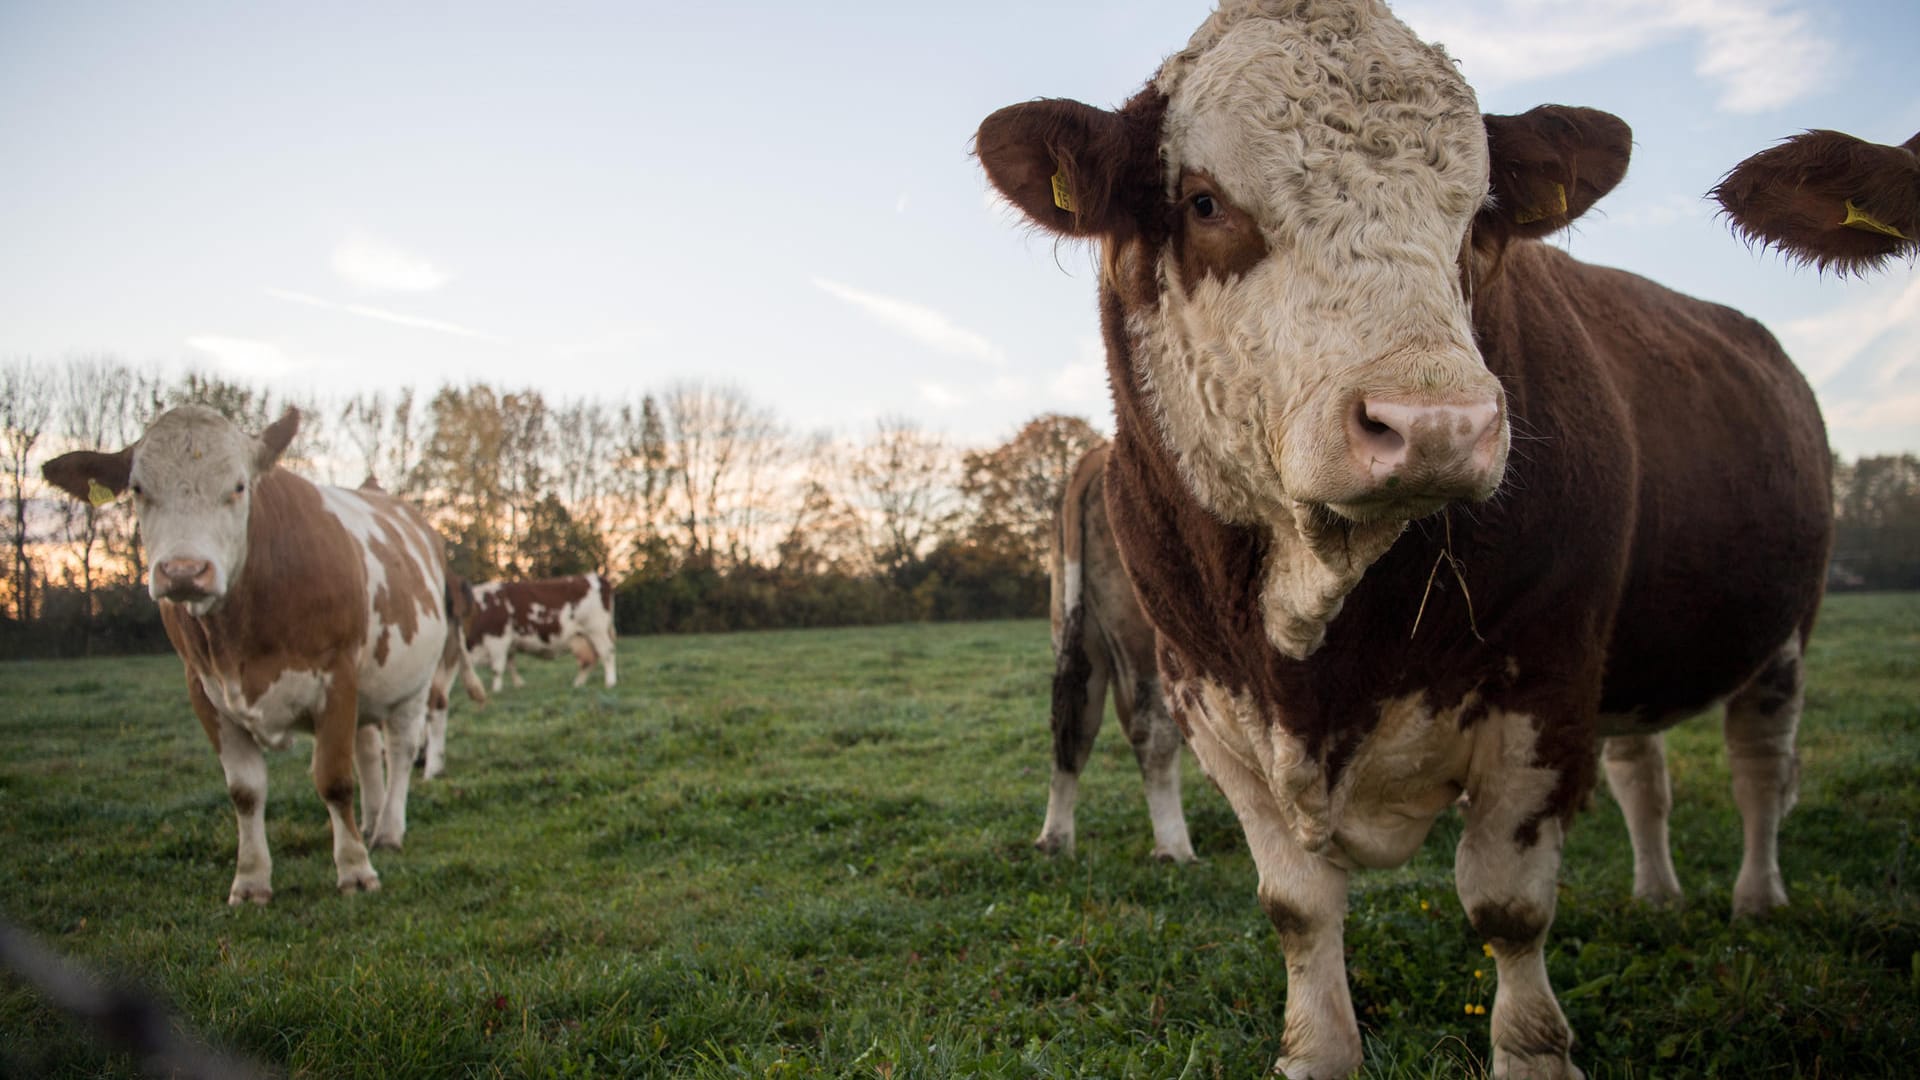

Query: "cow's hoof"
left=227, top=882, right=273, bottom=906
left=1033, top=834, right=1072, bottom=857
left=1492, top=1049, right=1584, bottom=1080
left=337, top=871, right=381, bottom=895
left=1150, top=847, right=1198, bottom=864
left=370, top=831, right=404, bottom=852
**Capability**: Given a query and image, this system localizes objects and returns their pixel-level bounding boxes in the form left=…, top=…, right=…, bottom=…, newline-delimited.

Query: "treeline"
left=4, top=357, right=1917, bottom=659
left=1, top=356, right=1103, bottom=658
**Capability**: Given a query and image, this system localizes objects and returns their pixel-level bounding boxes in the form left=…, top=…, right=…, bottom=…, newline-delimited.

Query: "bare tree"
left=339, top=390, right=387, bottom=486
left=54, top=357, right=140, bottom=649
left=852, top=417, right=958, bottom=578
left=661, top=381, right=784, bottom=567
left=2, top=360, right=54, bottom=620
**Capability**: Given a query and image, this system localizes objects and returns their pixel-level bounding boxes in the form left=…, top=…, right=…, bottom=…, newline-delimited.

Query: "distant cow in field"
left=978, top=1, right=1831, bottom=1076
left=1712, top=128, right=1920, bottom=273
left=1040, top=444, right=1194, bottom=862
left=42, top=406, right=469, bottom=905
left=465, top=574, right=617, bottom=692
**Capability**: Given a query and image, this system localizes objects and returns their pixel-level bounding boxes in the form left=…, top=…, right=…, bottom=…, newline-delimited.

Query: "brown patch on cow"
left=1175, top=170, right=1270, bottom=290
left=470, top=576, right=594, bottom=649
left=228, top=785, right=259, bottom=816
left=322, top=776, right=354, bottom=808
left=1261, top=894, right=1313, bottom=940
left=158, top=469, right=367, bottom=709
left=1711, top=129, right=1920, bottom=275
left=360, top=492, right=442, bottom=654
left=1469, top=900, right=1547, bottom=949
left=1050, top=605, right=1096, bottom=773
left=428, top=688, right=448, bottom=711
left=1744, top=649, right=1802, bottom=717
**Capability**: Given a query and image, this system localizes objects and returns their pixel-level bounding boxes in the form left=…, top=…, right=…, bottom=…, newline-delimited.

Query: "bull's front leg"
left=1459, top=708, right=1583, bottom=1080
left=314, top=674, right=379, bottom=895
left=214, top=714, right=274, bottom=906
left=1184, top=723, right=1359, bottom=1078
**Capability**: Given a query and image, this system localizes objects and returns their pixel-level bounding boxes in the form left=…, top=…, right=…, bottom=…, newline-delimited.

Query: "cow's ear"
left=255, top=407, right=300, bottom=472
left=42, top=448, right=134, bottom=504
left=1710, top=129, right=1920, bottom=275
left=977, top=97, right=1154, bottom=239
left=1477, top=106, right=1632, bottom=245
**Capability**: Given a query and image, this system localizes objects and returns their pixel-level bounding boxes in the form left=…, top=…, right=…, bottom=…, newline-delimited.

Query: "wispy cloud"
left=185, top=335, right=303, bottom=378
left=264, top=288, right=505, bottom=342
left=1775, top=273, right=1920, bottom=388
left=812, top=277, right=1005, bottom=365
left=331, top=230, right=449, bottom=292
left=920, top=382, right=965, bottom=408
left=1399, top=0, right=1833, bottom=113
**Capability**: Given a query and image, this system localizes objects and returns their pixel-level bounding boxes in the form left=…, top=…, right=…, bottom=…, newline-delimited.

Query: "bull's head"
left=978, top=0, right=1628, bottom=555
left=43, top=405, right=299, bottom=615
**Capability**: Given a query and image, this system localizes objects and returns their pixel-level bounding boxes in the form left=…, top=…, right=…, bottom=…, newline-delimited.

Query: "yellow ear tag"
left=87, top=479, right=117, bottom=508
left=1050, top=171, right=1075, bottom=213
left=1513, top=182, right=1568, bottom=226
left=1841, top=200, right=1909, bottom=240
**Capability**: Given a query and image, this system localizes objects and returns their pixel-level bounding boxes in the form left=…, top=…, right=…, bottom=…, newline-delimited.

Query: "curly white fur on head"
left=1133, top=0, right=1504, bottom=527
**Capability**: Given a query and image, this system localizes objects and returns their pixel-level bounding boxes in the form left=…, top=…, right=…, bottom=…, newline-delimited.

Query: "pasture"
left=2, top=594, right=1917, bottom=1078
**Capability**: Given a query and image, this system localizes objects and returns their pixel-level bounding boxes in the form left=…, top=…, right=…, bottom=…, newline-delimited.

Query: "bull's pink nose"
left=157, top=558, right=215, bottom=598
left=1351, top=397, right=1502, bottom=480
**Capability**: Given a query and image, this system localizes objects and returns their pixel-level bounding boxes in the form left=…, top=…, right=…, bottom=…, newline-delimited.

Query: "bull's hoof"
left=337, top=871, right=381, bottom=895
left=1492, top=1049, right=1585, bottom=1080
left=1150, top=846, right=1198, bottom=864
left=369, top=832, right=404, bottom=852
left=227, top=882, right=273, bottom=906
left=1033, top=833, right=1073, bottom=857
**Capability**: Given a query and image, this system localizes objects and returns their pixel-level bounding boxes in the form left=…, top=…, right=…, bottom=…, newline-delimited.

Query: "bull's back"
left=316, top=485, right=453, bottom=707
left=1503, top=243, right=1831, bottom=717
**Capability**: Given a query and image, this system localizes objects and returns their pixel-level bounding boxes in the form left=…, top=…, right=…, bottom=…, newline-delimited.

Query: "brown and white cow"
left=42, top=406, right=465, bottom=905
left=419, top=573, right=488, bottom=781
left=978, top=2, right=1832, bottom=1076
left=1712, top=128, right=1920, bottom=274
left=1041, top=443, right=1194, bottom=862
left=465, top=574, right=617, bottom=692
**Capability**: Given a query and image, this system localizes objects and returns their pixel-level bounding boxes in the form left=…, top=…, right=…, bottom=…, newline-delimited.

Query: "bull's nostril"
left=1354, top=402, right=1406, bottom=452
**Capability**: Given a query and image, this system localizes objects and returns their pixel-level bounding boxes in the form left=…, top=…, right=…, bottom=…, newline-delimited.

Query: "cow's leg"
left=1601, top=733, right=1682, bottom=905
left=315, top=682, right=379, bottom=895
left=507, top=654, right=526, bottom=688
left=1724, top=637, right=1804, bottom=918
left=422, top=684, right=449, bottom=781
left=354, top=724, right=386, bottom=839
left=596, top=631, right=617, bottom=688
left=484, top=640, right=510, bottom=692
left=1459, top=709, right=1581, bottom=1080
left=214, top=715, right=274, bottom=906
left=1036, top=651, right=1109, bottom=857
left=569, top=636, right=595, bottom=688
left=1184, top=728, right=1357, bottom=1078
left=368, top=691, right=428, bottom=852
left=1116, top=675, right=1194, bottom=862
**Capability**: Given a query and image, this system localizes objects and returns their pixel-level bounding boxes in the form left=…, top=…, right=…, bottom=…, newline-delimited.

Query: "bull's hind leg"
left=1459, top=707, right=1582, bottom=1080
left=368, top=691, right=428, bottom=852
left=1725, top=637, right=1805, bottom=918
left=1116, top=675, right=1194, bottom=862
left=569, top=636, right=597, bottom=688
left=1036, top=645, right=1109, bottom=857
left=1602, top=733, right=1683, bottom=905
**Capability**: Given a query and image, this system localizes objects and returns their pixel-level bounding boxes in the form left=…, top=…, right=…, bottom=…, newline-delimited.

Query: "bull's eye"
left=131, top=483, right=144, bottom=498
left=234, top=481, right=246, bottom=496
left=1191, top=194, right=1218, bottom=220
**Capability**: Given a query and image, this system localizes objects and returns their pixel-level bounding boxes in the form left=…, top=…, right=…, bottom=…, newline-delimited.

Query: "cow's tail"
left=1049, top=446, right=1105, bottom=774
left=445, top=576, right=488, bottom=707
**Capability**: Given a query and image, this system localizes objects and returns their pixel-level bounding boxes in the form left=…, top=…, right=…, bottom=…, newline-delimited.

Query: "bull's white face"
left=127, top=407, right=273, bottom=615
left=1128, top=1, right=1507, bottom=533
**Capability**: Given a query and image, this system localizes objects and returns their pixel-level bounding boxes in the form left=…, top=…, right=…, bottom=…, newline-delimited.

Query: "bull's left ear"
left=255, top=407, right=300, bottom=472
left=1478, top=106, right=1632, bottom=244
left=42, top=448, right=134, bottom=503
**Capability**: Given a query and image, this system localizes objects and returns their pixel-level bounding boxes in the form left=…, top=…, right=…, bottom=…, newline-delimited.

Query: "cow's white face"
left=1137, top=3, right=1504, bottom=530
left=42, top=405, right=300, bottom=617
left=978, top=0, right=1629, bottom=555
left=130, top=408, right=274, bottom=613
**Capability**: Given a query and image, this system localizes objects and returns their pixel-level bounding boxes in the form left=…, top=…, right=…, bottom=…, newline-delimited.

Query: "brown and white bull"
left=465, top=574, right=617, bottom=692
left=978, top=2, right=1832, bottom=1076
left=1712, top=128, right=1920, bottom=274
left=42, top=406, right=467, bottom=905
left=1040, top=444, right=1194, bottom=862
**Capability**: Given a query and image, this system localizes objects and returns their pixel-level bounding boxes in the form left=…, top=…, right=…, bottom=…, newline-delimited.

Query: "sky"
left=1, top=0, right=1916, bottom=457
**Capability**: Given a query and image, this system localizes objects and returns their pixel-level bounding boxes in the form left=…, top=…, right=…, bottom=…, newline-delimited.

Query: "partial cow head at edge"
left=1711, top=128, right=1920, bottom=276
left=977, top=0, right=1630, bottom=550
left=42, top=405, right=300, bottom=615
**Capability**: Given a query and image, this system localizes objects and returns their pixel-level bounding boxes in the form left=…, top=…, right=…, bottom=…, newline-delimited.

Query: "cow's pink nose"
left=1350, top=397, right=1502, bottom=481
left=157, top=558, right=215, bottom=599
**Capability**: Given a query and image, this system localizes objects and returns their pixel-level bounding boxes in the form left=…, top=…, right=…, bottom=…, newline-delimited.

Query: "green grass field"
left=2, top=594, right=1916, bottom=1078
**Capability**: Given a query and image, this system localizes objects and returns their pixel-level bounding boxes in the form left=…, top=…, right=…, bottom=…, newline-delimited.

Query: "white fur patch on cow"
left=199, top=668, right=333, bottom=752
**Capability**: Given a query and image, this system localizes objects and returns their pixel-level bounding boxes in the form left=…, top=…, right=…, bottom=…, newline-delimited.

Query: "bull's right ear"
left=976, top=98, right=1148, bottom=239
left=42, top=448, right=134, bottom=505
left=1710, top=129, right=1920, bottom=275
